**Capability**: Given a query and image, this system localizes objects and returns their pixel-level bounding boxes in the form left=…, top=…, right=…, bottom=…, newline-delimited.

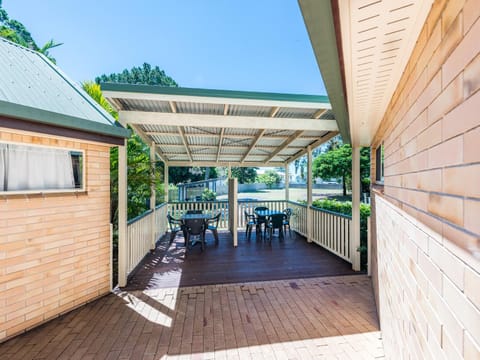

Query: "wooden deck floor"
left=125, top=230, right=358, bottom=291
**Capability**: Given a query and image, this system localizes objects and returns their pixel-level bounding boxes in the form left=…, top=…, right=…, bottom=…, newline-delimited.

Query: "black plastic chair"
left=167, top=214, right=184, bottom=242
left=254, top=206, right=269, bottom=237
left=205, top=212, right=221, bottom=245
left=183, top=217, right=206, bottom=252
left=244, top=210, right=258, bottom=241
left=266, top=213, right=286, bottom=240
left=283, top=208, right=293, bottom=237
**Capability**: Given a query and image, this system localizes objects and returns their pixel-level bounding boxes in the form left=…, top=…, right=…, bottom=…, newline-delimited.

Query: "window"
left=0, top=142, right=84, bottom=193
left=375, top=144, right=384, bottom=183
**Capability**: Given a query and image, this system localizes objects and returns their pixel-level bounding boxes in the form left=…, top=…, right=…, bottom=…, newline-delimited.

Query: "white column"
left=118, top=139, right=128, bottom=287
left=150, top=144, right=156, bottom=250
left=227, top=163, right=232, bottom=178
left=307, top=148, right=313, bottom=243
left=285, top=163, right=289, bottom=202
left=164, top=163, right=169, bottom=203
left=351, top=145, right=361, bottom=271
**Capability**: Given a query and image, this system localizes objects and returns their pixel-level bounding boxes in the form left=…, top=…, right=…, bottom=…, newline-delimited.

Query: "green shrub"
left=201, top=188, right=216, bottom=201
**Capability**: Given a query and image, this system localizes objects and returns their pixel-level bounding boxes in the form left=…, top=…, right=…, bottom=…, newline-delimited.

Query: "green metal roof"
left=0, top=38, right=129, bottom=139
left=100, top=83, right=330, bottom=104
left=298, top=0, right=351, bottom=143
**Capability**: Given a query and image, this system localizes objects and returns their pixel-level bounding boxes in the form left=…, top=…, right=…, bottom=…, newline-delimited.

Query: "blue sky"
left=4, top=0, right=326, bottom=95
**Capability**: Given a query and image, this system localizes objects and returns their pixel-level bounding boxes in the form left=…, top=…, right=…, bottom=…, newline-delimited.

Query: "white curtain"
left=2, top=143, right=75, bottom=191
left=0, top=143, right=6, bottom=191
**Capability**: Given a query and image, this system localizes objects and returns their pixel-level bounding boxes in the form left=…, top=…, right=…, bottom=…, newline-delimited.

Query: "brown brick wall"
left=371, top=0, right=480, bottom=262
left=0, top=128, right=112, bottom=342
left=371, top=0, right=480, bottom=358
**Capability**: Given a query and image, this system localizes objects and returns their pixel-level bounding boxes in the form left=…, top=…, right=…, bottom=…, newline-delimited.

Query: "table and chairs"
left=245, top=206, right=293, bottom=241
left=167, top=210, right=221, bottom=253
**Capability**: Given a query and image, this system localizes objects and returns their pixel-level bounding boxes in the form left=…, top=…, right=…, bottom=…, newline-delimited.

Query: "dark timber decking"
left=125, top=229, right=357, bottom=291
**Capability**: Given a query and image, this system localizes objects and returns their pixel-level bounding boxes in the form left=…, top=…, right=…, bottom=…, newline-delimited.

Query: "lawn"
left=216, top=187, right=343, bottom=202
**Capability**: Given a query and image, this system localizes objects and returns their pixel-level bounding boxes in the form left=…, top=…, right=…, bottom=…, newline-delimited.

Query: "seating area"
left=167, top=211, right=221, bottom=254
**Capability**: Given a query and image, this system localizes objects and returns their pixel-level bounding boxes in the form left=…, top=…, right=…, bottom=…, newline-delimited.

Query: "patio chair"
left=254, top=206, right=269, bottom=237
left=266, top=213, right=286, bottom=241
left=283, top=208, right=293, bottom=237
left=205, top=212, right=221, bottom=245
left=183, top=217, right=206, bottom=253
left=167, top=214, right=184, bottom=242
left=244, top=210, right=258, bottom=241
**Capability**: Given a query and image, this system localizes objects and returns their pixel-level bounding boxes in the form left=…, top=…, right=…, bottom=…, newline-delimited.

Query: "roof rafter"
left=216, top=128, right=225, bottom=162
left=265, top=130, right=304, bottom=163
left=289, top=131, right=339, bottom=163
left=178, top=126, right=193, bottom=162
left=241, top=129, right=266, bottom=163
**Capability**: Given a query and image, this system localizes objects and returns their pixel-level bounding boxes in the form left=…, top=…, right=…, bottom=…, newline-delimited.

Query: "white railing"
left=125, top=203, right=168, bottom=279
left=310, top=206, right=352, bottom=263
left=287, top=201, right=308, bottom=237
left=126, top=210, right=153, bottom=277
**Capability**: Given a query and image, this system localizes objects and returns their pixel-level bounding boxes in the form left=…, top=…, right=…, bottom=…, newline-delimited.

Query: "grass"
left=216, top=187, right=343, bottom=202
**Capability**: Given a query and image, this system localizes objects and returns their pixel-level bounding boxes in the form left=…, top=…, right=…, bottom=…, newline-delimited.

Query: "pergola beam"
left=129, top=124, right=167, bottom=163
left=289, top=131, right=339, bottom=162
left=313, top=108, right=328, bottom=119
left=157, top=143, right=302, bottom=150
left=178, top=126, right=193, bottom=162
left=216, top=128, right=225, bottom=162
left=121, top=111, right=338, bottom=132
left=241, top=129, right=265, bottom=163
left=265, top=130, right=304, bottom=163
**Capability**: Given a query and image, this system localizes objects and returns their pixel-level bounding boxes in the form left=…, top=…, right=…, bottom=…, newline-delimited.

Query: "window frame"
left=0, top=140, right=86, bottom=195
left=375, top=143, right=384, bottom=184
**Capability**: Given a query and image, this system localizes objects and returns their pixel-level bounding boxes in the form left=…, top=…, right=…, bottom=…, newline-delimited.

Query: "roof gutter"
left=0, top=100, right=131, bottom=139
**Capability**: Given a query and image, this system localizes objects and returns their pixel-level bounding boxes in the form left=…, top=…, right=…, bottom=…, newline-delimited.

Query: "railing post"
left=367, top=215, right=371, bottom=276
left=351, top=145, right=361, bottom=271
left=150, top=143, right=157, bottom=250
left=285, top=163, right=289, bottom=202
left=118, top=139, right=128, bottom=287
left=307, top=147, right=313, bottom=243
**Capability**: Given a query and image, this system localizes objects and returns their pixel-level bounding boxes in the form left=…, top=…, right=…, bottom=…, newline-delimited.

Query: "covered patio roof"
left=102, top=84, right=339, bottom=167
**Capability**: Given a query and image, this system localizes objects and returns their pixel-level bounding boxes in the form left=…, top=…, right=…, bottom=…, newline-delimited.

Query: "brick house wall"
left=370, top=0, right=480, bottom=358
left=0, top=128, right=112, bottom=342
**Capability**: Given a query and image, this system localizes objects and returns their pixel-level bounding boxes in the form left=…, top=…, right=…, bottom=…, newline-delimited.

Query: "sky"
left=3, top=0, right=326, bottom=95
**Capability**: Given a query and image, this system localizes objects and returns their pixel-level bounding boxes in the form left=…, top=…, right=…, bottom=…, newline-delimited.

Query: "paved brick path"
left=0, top=275, right=383, bottom=359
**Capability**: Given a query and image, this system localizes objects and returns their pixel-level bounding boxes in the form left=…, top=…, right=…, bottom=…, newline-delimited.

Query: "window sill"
left=1, top=189, right=87, bottom=198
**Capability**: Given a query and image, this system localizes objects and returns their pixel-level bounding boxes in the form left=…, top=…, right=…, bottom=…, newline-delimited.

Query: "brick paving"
left=0, top=275, right=384, bottom=359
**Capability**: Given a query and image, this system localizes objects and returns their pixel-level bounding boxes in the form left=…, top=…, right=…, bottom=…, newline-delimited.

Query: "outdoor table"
left=254, top=209, right=284, bottom=217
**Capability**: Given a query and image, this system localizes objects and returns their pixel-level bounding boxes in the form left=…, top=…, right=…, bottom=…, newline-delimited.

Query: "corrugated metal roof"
left=0, top=38, right=128, bottom=139
left=103, top=84, right=339, bottom=165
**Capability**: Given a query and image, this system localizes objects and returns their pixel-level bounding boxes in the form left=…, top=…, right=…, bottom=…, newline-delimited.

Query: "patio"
left=0, top=273, right=382, bottom=360
left=125, top=230, right=357, bottom=290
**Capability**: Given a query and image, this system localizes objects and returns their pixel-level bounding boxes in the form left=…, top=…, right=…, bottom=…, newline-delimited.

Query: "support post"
left=164, top=163, right=169, bottom=203
left=285, top=163, right=289, bottom=202
left=351, top=145, right=361, bottom=271
left=118, top=139, right=128, bottom=287
left=227, top=163, right=232, bottom=178
left=150, top=144, right=156, bottom=250
left=307, top=148, right=313, bottom=243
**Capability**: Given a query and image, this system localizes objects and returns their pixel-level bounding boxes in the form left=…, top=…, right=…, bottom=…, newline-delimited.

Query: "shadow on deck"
left=125, top=229, right=358, bottom=291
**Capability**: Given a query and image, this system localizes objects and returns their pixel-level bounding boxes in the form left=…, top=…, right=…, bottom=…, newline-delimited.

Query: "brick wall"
left=0, top=128, right=112, bottom=342
left=370, top=0, right=480, bottom=358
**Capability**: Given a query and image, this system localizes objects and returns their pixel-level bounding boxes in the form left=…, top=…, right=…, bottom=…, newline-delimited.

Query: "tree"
left=0, top=2, right=62, bottom=63
left=82, top=82, right=164, bottom=222
left=312, top=144, right=370, bottom=196
left=231, top=167, right=257, bottom=184
left=95, top=63, right=178, bottom=87
left=257, top=170, right=282, bottom=189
